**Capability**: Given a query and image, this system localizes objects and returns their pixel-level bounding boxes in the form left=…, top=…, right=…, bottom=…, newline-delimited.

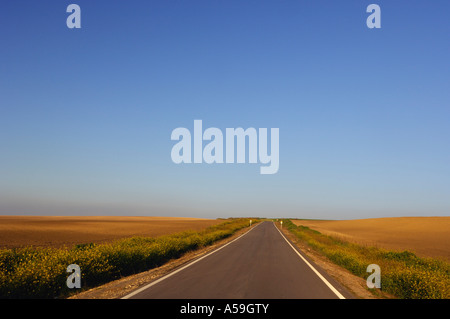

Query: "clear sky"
left=1, top=1, right=449, bottom=219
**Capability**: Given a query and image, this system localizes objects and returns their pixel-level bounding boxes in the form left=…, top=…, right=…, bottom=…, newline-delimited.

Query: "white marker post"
left=280, top=220, right=283, bottom=229
left=250, top=220, right=252, bottom=227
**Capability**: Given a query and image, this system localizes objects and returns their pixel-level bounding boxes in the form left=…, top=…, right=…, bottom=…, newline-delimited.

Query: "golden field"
left=0, top=216, right=223, bottom=249
left=292, top=217, right=450, bottom=262
left=0, top=217, right=253, bottom=298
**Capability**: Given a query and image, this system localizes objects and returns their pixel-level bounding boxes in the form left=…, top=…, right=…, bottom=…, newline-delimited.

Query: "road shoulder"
left=277, top=222, right=394, bottom=299
left=68, top=225, right=256, bottom=299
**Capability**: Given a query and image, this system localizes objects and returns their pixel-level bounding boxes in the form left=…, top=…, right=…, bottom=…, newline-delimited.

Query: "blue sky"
left=1, top=1, right=449, bottom=219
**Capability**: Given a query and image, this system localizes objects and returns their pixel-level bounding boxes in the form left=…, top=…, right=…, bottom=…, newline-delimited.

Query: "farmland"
left=0, top=216, right=224, bottom=249
left=284, top=218, right=450, bottom=298
left=291, top=217, right=450, bottom=262
left=0, top=217, right=253, bottom=298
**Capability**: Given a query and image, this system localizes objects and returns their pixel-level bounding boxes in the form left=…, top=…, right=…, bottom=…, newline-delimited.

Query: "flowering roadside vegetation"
left=0, top=218, right=255, bottom=299
left=282, top=219, right=449, bottom=299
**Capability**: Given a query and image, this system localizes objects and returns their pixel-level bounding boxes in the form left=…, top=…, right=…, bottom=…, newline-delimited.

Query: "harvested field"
left=291, top=217, right=450, bottom=261
left=0, top=216, right=223, bottom=249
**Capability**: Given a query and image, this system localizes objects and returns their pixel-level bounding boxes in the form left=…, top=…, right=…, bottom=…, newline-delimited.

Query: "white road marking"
left=121, top=222, right=263, bottom=299
left=273, top=222, right=346, bottom=299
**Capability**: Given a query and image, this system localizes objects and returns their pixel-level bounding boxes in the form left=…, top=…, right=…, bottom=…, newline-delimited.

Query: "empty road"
left=123, top=221, right=353, bottom=299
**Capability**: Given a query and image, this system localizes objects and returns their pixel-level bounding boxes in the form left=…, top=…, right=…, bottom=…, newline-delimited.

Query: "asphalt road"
left=123, top=221, right=353, bottom=299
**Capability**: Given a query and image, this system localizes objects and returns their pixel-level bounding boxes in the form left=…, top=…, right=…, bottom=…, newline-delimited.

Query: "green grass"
left=0, top=218, right=256, bottom=299
left=283, top=219, right=450, bottom=299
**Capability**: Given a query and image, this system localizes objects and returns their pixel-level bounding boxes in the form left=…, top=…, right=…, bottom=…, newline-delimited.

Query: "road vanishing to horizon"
left=123, top=221, right=353, bottom=299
